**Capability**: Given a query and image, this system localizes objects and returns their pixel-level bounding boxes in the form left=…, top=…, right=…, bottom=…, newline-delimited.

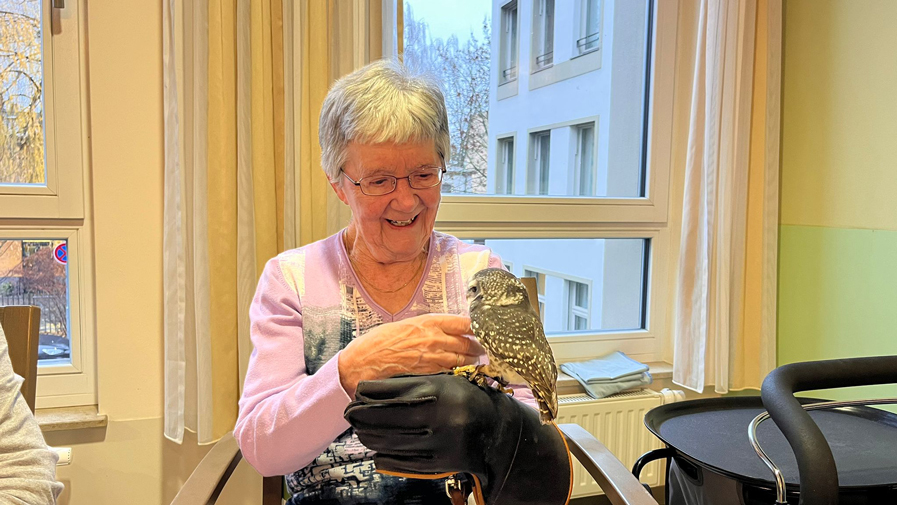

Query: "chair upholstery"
left=0, top=305, right=41, bottom=413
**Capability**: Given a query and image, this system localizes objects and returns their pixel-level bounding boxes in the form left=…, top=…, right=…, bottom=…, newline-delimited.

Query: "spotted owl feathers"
left=467, top=268, right=558, bottom=424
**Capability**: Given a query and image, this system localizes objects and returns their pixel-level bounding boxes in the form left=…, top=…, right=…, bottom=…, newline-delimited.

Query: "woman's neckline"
left=338, top=229, right=436, bottom=317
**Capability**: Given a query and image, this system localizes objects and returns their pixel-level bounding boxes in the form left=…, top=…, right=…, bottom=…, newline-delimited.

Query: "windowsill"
left=36, top=405, right=108, bottom=432
left=573, top=47, right=600, bottom=59
left=531, top=63, right=554, bottom=74
left=557, top=361, right=673, bottom=395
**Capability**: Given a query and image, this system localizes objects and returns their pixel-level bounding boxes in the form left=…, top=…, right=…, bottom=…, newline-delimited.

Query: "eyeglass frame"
left=339, top=164, right=447, bottom=196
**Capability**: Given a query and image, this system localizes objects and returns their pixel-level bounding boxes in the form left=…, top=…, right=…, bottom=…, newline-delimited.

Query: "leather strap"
left=445, top=473, right=473, bottom=505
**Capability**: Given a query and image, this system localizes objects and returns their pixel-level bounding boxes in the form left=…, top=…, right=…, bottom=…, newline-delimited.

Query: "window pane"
left=577, top=125, right=595, bottom=195
left=404, top=0, right=650, bottom=197
left=0, top=1, right=46, bottom=186
left=575, top=282, right=588, bottom=307
left=466, top=237, right=648, bottom=334
left=580, top=0, right=601, bottom=53
left=0, top=239, right=70, bottom=363
left=533, top=0, right=554, bottom=69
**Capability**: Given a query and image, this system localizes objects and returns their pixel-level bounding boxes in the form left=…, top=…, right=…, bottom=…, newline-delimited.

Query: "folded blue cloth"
left=560, top=351, right=653, bottom=399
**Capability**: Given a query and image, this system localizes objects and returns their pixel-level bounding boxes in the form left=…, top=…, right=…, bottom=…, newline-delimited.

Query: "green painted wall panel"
left=777, top=225, right=897, bottom=401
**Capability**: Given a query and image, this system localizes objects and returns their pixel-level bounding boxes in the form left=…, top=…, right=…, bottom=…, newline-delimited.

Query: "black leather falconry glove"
left=344, top=373, right=572, bottom=505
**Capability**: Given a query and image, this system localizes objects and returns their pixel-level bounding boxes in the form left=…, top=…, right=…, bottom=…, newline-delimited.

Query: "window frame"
left=0, top=0, right=86, bottom=220
left=0, top=0, right=96, bottom=407
left=434, top=0, right=677, bottom=364
left=498, top=1, right=519, bottom=84
left=564, top=278, right=591, bottom=331
left=527, top=130, right=550, bottom=195
left=496, top=136, right=516, bottom=195
left=531, top=0, right=555, bottom=71
left=572, top=122, right=597, bottom=196
left=577, top=0, right=602, bottom=56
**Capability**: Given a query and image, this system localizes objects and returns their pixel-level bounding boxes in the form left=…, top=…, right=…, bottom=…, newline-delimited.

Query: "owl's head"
left=467, top=267, right=530, bottom=309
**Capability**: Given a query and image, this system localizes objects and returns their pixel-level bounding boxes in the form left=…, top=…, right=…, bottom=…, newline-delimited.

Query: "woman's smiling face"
left=331, top=139, right=443, bottom=264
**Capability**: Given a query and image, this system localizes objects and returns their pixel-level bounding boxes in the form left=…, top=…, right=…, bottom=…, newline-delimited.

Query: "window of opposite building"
left=573, top=123, right=596, bottom=196
left=497, top=137, right=515, bottom=194
left=565, top=279, right=590, bottom=331
left=532, top=0, right=554, bottom=71
left=578, top=0, right=601, bottom=55
left=403, top=0, right=676, bottom=363
left=528, top=131, right=550, bottom=195
left=499, top=1, right=518, bottom=84
left=0, top=0, right=96, bottom=408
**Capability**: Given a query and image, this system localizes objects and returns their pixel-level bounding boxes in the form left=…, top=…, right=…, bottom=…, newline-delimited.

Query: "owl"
left=463, top=268, right=558, bottom=425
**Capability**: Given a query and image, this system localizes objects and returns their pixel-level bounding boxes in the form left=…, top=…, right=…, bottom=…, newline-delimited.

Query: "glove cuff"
left=474, top=398, right=573, bottom=505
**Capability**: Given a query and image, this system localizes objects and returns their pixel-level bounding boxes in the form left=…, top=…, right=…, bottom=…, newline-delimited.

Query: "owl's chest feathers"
left=482, top=348, right=527, bottom=385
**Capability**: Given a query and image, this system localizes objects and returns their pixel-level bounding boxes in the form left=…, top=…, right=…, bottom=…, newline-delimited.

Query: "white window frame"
left=499, top=1, right=519, bottom=84
left=435, top=0, right=677, bottom=365
left=0, top=0, right=96, bottom=407
left=577, top=0, right=602, bottom=56
left=564, top=279, right=591, bottom=331
left=532, top=0, right=555, bottom=71
left=572, top=123, right=597, bottom=196
left=527, top=130, right=550, bottom=195
left=496, top=136, right=516, bottom=195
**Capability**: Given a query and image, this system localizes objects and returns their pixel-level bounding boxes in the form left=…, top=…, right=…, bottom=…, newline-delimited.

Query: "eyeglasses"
left=341, top=166, right=447, bottom=196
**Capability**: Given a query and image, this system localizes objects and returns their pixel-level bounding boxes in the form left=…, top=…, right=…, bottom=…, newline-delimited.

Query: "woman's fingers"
left=420, top=313, right=472, bottom=336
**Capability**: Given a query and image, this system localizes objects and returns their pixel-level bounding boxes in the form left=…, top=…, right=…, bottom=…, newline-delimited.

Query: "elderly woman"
left=235, top=60, right=571, bottom=505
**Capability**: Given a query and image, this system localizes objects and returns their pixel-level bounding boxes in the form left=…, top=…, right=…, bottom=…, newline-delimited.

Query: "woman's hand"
left=337, top=314, right=484, bottom=396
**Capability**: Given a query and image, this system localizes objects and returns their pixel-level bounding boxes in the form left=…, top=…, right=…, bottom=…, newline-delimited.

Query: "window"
left=496, top=137, right=515, bottom=194
left=528, top=131, right=550, bottom=195
left=403, top=0, right=675, bottom=363
left=532, top=0, right=554, bottom=70
left=565, top=280, right=590, bottom=331
left=0, top=0, right=94, bottom=407
left=578, top=0, right=601, bottom=54
left=499, top=2, right=518, bottom=83
left=573, top=124, right=596, bottom=196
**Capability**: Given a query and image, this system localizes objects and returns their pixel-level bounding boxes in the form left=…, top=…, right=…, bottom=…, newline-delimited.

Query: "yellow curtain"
left=291, top=0, right=382, bottom=246
left=165, top=0, right=382, bottom=444
left=204, top=0, right=286, bottom=442
left=733, top=0, right=779, bottom=390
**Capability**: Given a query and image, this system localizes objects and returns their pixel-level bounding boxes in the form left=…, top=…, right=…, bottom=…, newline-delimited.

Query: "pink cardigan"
left=234, top=230, right=537, bottom=479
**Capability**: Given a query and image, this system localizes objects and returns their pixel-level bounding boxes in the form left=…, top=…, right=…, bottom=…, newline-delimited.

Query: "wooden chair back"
left=520, top=276, right=540, bottom=318
left=0, top=305, right=41, bottom=413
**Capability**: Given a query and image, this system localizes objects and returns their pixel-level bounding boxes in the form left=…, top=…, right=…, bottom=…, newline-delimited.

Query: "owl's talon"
left=453, top=365, right=478, bottom=378
left=499, top=385, right=514, bottom=395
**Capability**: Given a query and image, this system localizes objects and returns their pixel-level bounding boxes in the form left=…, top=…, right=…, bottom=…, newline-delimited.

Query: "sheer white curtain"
left=673, top=0, right=781, bottom=393
left=163, top=0, right=290, bottom=444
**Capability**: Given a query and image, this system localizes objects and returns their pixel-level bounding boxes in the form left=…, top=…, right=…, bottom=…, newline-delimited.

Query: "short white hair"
left=318, top=59, right=450, bottom=181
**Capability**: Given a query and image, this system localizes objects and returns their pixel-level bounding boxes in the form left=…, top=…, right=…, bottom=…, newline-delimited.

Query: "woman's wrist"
left=338, top=346, right=360, bottom=397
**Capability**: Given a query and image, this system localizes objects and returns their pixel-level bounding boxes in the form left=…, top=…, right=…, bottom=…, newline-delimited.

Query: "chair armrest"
left=170, top=432, right=243, bottom=505
left=558, top=424, right=658, bottom=505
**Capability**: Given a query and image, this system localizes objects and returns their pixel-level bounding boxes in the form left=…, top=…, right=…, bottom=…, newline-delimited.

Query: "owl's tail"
left=535, top=387, right=559, bottom=425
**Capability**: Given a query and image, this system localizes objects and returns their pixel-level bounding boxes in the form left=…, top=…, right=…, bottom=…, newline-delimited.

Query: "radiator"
left=557, top=388, right=685, bottom=498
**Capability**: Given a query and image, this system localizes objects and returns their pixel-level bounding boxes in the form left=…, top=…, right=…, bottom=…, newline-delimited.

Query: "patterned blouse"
left=234, top=230, right=536, bottom=503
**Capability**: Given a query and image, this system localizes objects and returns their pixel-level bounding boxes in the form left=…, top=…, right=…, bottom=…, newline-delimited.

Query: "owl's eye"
left=468, top=285, right=478, bottom=295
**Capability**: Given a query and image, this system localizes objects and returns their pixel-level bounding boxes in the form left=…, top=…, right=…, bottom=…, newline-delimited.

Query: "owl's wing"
left=470, top=305, right=558, bottom=392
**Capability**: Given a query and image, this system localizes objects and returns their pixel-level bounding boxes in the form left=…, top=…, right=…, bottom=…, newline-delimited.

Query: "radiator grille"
left=557, top=389, right=671, bottom=498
